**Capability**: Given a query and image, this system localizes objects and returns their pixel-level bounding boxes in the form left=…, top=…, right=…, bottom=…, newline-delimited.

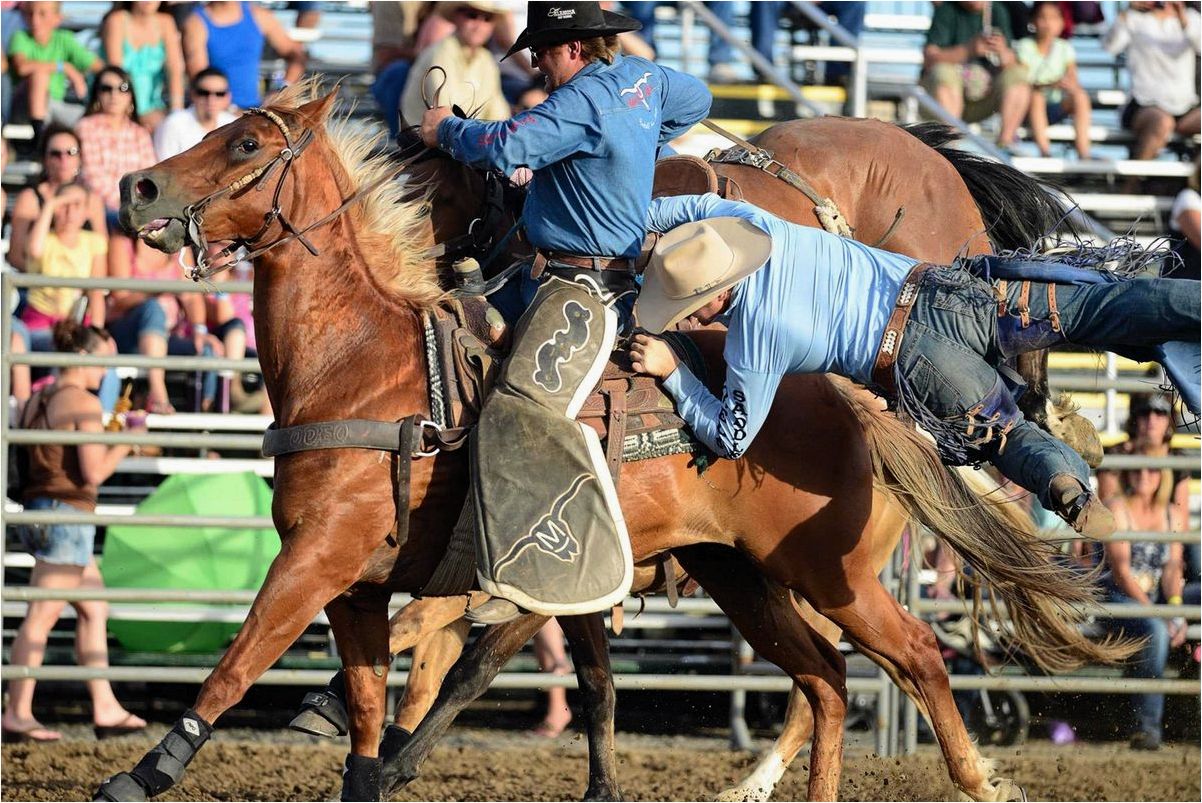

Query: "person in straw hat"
left=419, top=2, right=711, bottom=621
left=400, top=2, right=512, bottom=128
left=630, top=192, right=1201, bottom=540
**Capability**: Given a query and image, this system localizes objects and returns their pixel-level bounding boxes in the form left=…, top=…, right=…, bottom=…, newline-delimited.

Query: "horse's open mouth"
left=137, top=217, right=186, bottom=251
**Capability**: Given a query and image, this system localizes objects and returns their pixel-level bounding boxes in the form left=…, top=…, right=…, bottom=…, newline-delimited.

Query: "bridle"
left=179, top=105, right=522, bottom=282
left=182, top=107, right=428, bottom=280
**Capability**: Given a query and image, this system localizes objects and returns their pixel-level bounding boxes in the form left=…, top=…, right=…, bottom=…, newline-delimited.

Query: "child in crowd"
left=6, top=1, right=102, bottom=136
left=19, top=181, right=108, bottom=352
left=1016, top=1, right=1093, bottom=159
left=101, top=0, right=186, bottom=130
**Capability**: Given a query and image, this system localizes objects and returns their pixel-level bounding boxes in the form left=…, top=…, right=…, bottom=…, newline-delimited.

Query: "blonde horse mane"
left=267, top=79, right=445, bottom=308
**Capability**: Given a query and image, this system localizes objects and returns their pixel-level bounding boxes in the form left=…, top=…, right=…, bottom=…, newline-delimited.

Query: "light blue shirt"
left=647, top=194, right=919, bottom=459
left=438, top=54, right=711, bottom=259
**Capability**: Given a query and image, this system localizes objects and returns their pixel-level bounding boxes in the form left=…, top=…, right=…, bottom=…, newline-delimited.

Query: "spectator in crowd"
left=1168, top=162, right=1200, bottom=280
left=922, top=1, right=1031, bottom=152
left=154, top=66, right=237, bottom=159
left=369, top=1, right=432, bottom=137
left=101, top=1, right=187, bottom=130
left=19, top=181, right=108, bottom=352
left=104, top=233, right=212, bottom=413
left=6, top=1, right=102, bottom=136
left=1016, top=1, right=1092, bottom=159
left=1098, top=391, right=1191, bottom=519
left=529, top=619, right=572, bottom=738
left=1099, top=453, right=1188, bottom=751
left=75, top=65, right=158, bottom=225
left=1, top=321, right=148, bottom=744
left=624, top=1, right=783, bottom=83
left=183, top=1, right=306, bottom=110
left=8, top=125, right=107, bottom=273
left=401, top=1, right=511, bottom=127
left=1105, top=1, right=1201, bottom=161
left=814, top=1, right=865, bottom=86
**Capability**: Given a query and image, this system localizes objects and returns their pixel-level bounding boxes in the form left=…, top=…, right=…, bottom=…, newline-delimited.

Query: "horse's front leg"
left=325, top=587, right=392, bottom=802
left=94, top=519, right=381, bottom=802
left=559, top=614, right=621, bottom=802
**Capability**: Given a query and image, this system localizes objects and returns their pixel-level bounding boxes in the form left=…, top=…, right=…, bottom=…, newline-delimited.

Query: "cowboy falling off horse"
left=414, top=1, right=1201, bottom=621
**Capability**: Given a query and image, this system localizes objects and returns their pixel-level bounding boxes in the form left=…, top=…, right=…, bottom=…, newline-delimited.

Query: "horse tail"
left=900, top=121, right=1077, bottom=251
left=828, top=377, right=1136, bottom=673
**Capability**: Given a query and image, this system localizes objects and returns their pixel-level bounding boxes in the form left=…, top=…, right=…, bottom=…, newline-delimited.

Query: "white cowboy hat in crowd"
left=438, top=1, right=510, bottom=21
left=635, top=217, right=772, bottom=334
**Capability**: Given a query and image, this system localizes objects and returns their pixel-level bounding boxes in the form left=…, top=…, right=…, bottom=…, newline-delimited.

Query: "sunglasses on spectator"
left=99, top=81, right=131, bottom=94
left=457, top=7, right=495, bottom=21
left=194, top=87, right=229, bottom=98
left=47, top=147, right=81, bottom=158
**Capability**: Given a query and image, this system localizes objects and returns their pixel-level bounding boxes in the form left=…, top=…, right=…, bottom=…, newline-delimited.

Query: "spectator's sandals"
left=1, top=723, right=62, bottom=743
left=93, top=714, right=148, bottom=740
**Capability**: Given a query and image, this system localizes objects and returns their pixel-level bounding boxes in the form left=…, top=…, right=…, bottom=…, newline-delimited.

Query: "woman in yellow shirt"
left=19, top=181, right=108, bottom=351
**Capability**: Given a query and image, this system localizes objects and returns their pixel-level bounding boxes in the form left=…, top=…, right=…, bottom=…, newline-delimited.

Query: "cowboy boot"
left=1049, top=474, right=1116, bottom=539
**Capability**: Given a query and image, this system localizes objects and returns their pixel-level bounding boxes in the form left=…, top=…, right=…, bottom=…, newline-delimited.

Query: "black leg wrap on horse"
left=133, top=710, right=213, bottom=797
left=341, top=753, right=383, bottom=802
left=93, top=772, right=149, bottom=802
left=289, top=669, right=349, bottom=737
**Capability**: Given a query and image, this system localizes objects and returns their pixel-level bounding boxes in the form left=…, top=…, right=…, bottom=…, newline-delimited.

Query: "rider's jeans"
left=898, top=276, right=1201, bottom=508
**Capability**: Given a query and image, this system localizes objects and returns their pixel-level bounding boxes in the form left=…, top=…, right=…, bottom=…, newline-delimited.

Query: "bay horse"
left=109, top=84, right=1123, bottom=802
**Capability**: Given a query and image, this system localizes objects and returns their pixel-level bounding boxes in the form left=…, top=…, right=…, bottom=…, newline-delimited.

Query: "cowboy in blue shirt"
left=419, top=2, right=711, bottom=619
left=630, top=194, right=1202, bottom=540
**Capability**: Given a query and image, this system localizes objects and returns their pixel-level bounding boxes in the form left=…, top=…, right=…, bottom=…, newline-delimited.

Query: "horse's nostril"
left=135, top=178, right=159, bottom=203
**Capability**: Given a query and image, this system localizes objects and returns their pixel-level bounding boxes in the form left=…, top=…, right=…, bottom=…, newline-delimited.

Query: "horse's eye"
left=236, top=139, right=259, bottom=154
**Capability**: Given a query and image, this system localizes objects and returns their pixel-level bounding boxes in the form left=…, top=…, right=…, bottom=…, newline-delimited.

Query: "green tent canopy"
left=100, top=472, right=279, bottom=653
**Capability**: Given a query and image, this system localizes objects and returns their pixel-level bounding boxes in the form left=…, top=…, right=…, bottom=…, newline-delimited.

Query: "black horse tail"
left=900, top=121, right=1079, bottom=251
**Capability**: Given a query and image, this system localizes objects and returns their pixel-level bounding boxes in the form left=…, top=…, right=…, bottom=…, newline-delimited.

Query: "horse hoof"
left=379, top=725, right=415, bottom=795
left=94, top=773, right=148, bottom=802
left=464, top=598, right=524, bottom=625
left=289, top=690, right=348, bottom=738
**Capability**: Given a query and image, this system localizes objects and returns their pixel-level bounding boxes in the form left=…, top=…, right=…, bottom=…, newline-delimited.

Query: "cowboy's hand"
left=630, top=334, right=679, bottom=379
left=421, top=106, right=453, bottom=148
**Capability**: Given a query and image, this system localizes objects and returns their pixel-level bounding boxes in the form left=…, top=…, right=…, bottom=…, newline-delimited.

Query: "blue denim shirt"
left=437, top=54, right=711, bottom=259
left=648, top=194, right=919, bottom=459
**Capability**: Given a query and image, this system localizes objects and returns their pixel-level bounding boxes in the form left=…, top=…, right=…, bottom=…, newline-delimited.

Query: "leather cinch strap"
left=871, top=262, right=932, bottom=395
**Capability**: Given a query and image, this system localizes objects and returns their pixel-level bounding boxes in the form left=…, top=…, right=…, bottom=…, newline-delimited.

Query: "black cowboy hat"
left=503, top=1, right=641, bottom=61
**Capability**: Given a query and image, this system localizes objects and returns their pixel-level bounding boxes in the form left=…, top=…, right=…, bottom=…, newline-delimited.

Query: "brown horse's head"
left=119, top=87, right=340, bottom=255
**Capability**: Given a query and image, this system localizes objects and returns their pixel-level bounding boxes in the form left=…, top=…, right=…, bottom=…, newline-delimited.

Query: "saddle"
left=651, top=154, right=744, bottom=202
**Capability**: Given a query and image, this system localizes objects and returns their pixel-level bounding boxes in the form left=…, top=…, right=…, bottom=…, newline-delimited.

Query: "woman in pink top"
left=75, top=65, right=157, bottom=222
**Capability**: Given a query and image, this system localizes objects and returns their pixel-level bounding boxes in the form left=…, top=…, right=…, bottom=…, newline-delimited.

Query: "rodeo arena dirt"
left=3, top=2, right=1202, bottom=802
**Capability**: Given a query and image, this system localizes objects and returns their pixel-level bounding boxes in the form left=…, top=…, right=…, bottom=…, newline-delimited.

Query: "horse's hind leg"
left=559, top=614, right=621, bottom=801
left=324, top=587, right=391, bottom=801
left=380, top=613, right=549, bottom=796
left=675, top=545, right=847, bottom=802
left=810, top=576, right=1020, bottom=802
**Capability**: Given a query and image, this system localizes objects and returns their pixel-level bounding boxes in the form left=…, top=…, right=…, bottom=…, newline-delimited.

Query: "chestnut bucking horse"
left=105, top=84, right=1123, bottom=802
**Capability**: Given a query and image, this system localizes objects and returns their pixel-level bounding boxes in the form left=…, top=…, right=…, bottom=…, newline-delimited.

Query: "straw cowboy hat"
left=635, top=218, right=772, bottom=334
left=438, top=1, right=509, bottom=20
left=502, top=1, right=641, bottom=60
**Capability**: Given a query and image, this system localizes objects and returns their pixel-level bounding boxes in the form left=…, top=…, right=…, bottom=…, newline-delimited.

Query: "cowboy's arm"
left=658, top=67, right=711, bottom=145
left=437, top=86, right=599, bottom=173
left=662, top=362, right=782, bottom=460
left=646, top=193, right=755, bottom=232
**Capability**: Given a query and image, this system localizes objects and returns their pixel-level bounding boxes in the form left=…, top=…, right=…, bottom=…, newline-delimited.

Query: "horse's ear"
left=298, top=89, right=339, bottom=124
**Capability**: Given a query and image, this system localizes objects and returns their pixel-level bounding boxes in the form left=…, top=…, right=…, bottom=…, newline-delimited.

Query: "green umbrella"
left=100, top=472, right=279, bottom=653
